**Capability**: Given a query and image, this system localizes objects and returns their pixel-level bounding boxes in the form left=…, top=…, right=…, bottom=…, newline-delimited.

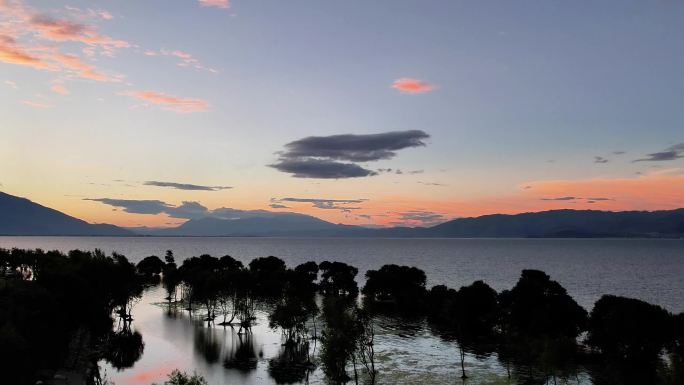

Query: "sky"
left=1, top=0, right=684, bottom=228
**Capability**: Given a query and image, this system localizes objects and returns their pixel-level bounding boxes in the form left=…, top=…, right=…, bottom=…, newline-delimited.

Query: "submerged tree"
left=269, top=294, right=318, bottom=348
left=319, top=261, right=359, bottom=297
left=320, top=296, right=360, bottom=384
left=588, top=295, right=674, bottom=364
left=363, top=264, right=427, bottom=311
left=355, top=309, right=378, bottom=385
left=136, top=255, right=164, bottom=278
left=428, top=280, right=499, bottom=379
left=499, top=269, right=587, bottom=338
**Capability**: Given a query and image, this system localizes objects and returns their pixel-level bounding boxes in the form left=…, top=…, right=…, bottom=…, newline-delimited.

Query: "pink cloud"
left=146, top=48, right=215, bottom=73
left=198, top=0, right=230, bottom=9
left=0, top=0, right=126, bottom=82
left=124, top=90, right=210, bottom=113
left=51, top=52, right=109, bottom=81
left=51, top=82, right=68, bottom=95
left=392, top=78, right=435, bottom=94
left=22, top=100, right=53, bottom=108
left=0, top=36, right=54, bottom=70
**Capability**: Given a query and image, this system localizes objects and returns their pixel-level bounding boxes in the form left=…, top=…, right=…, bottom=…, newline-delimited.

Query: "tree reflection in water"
left=103, top=328, right=145, bottom=370
left=268, top=342, right=315, bottom=384
left=223, top=330, right=260, bottom=372
left=194, top=323, right=221, bottom=364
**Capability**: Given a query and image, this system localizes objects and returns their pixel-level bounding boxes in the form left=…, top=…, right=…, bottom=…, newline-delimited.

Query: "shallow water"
left=2, top=237, right=683, bottom=384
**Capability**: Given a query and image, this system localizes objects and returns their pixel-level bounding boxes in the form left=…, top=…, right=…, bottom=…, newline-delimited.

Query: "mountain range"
left=0, top=191, right=133, bottom=236
left=1, top=191, right=683, bottom=238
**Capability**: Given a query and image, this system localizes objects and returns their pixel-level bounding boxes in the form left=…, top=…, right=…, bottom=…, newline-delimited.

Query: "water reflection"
left=103, top=329, right=145, bottom=370
left=97, top=286, right=682, bottom=385
left=224, top=331, right=260, bottom=372
left=268, top=342, right=315, bottom=384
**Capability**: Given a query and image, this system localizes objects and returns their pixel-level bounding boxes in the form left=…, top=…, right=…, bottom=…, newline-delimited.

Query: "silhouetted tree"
left=499, top=269, right=587, bottom=338
left=291, top=261, right=319, bottom=294
left=363, top=264, right=427, bottom=313
left=320, top=296, right=360, bottom=384
left=319, top=261, right=359, bottom=297
left=355, top=309, right=377, bottom=384
left=137, top=255, right=164, bottom=277
left=588, top=295, right=673, bottom=364
left=249, top=256, right=288, bottom=296
left=156, top=370, right=207, bottom=385
left=219, top=254, right=244, bottom=272
left=269, top=293, right=318, bottom=348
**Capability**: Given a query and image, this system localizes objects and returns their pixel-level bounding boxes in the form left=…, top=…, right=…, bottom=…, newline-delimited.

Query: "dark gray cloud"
left=270, top=158, right=376, bottom=178
left=613, top=151, right=626, bottom=155
left=269, top=203, right=290, bottom=209
left=594, top=156, right=609, bottom=164
left=273, top=197, right=366, bottom=212
left=394, top=210, right=447, bottom=226
left=541, top=196, right=577, bottom=201
left=144, top=181, right=232, bottom=191
left=86, top=198, right=292, bottom=220
left=270, top=130, right=429, bottom=178
left=419, top=181, right=447, bottom=187
left=165, top=201, right=210, bottom=219
left=279, top=130, right=429, bottom=162
left=540, top=196, right=614, bottom=203
left=84, top=198, right=171, bottom=214
left=377, top=168, right=424, bottom=175
left=634, top=143, right=684, bottom=162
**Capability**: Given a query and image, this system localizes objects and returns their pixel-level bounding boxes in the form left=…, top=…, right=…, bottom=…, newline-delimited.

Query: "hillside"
left=0, top=192, right=133, bottom=236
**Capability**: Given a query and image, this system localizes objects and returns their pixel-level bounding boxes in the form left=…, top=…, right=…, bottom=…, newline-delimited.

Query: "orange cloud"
left=198, top=0, right=230, bottom=9
left=523, top=172, right=684, bottom=211
left=51, top=82, right=68, bottom=95
left=392, top=78, right=435, bottom=94
left=124, top=90, right=210, bottom=113
left=51, top=52, right=109, bottom=81
left=22, top=100, right=53, bottom=108
left=0, top=0, right=126, bottom=81
left=0, top=36, right=53, bottom=70
left=146, top=48, right=215, bottom=73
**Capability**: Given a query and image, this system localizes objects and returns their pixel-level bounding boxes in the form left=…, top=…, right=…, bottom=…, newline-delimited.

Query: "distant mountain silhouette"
left=422, top=209, right=684, bottom=238
left=141, top=213, right=359, bottom=237
left=2, top=191, right=683, bottom=237
left=138, top=208, right=684, bottom=238
left=0, top=191, right=133, bottom=236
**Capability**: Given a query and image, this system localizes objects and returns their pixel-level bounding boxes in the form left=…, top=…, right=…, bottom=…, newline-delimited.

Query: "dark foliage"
left=588, top=295, right=674, bottom=363
left=319, top=261, right=358, bottom=297
left=0, top=248, right=143, bottom=385
left=137, top=255, right=164, bottom=277
left=363, top=264, right=427, bottom=312
left=499, top=269, right=588, bottom=338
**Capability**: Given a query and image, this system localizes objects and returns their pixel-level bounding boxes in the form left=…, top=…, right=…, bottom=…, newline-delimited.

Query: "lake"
left=1, top=237, right=683, bottom=384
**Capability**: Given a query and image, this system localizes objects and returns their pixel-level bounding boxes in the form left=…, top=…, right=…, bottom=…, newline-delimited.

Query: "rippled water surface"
left=1, top=237, right=683, bottom=384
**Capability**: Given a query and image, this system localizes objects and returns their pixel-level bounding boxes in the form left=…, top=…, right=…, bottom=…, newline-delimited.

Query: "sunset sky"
left=2, top=0, right=684, bottom=228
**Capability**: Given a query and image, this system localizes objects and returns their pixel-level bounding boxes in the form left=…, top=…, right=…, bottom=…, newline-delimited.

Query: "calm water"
left=1, top=237, right=683, bottom=384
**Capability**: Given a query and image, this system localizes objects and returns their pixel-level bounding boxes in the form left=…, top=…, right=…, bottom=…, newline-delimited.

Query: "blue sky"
left=2, top=0, right=684, bottom=227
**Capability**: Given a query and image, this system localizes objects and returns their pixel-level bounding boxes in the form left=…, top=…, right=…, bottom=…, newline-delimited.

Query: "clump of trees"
left=0, top=248, right=144, bottom=385
left=3, top=248, right=683, bottom=385
left=362, top=264, right=427, bottom=313
left=588, top=295, right=673, bottom=363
